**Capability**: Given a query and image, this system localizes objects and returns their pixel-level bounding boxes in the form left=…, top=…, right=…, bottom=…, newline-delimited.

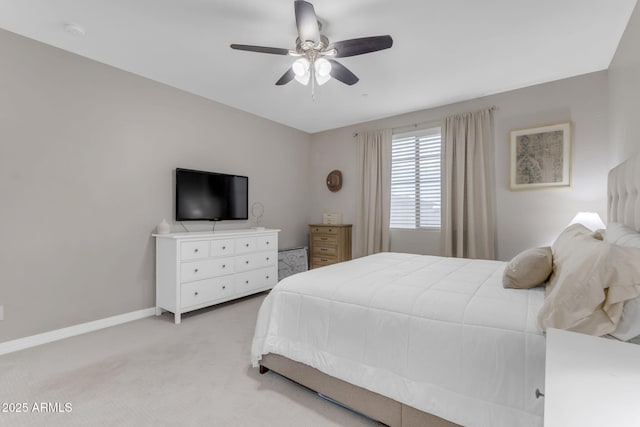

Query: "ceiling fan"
left=230, top=0, right=393, bottom=89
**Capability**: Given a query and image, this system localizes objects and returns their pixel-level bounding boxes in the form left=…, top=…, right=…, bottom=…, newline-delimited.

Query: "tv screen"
left=175, top=168, right=248, bottom=221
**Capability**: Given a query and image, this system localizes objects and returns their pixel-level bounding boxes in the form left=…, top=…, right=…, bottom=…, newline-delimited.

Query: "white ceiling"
left=0, top=0, right=636, bottom=133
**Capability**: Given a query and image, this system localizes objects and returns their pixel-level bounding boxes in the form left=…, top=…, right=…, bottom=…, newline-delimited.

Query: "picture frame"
left=509, top=122, right=571, bottom=190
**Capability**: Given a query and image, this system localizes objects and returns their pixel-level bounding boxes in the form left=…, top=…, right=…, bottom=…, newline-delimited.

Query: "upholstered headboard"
left=608, top=152, right=640, bottom=231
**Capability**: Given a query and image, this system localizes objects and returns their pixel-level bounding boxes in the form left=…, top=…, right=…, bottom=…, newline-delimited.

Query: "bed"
left=251, top=153, right=640, bottom=427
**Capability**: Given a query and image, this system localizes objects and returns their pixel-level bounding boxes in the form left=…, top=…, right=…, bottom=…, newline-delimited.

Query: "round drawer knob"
left=266, top=241, right=270, bottom=245
left=246, top=243, right=249, bottom=247
left=222, top=264, right=226, bottom=268
left=194, top=268, right=199, bottom=273
left=194, top=291, right=199, bottom=296
left=194, top=248, right=199, bottom=253
left=222, top=246, right=226, bottom=250
left=266, top=257, right=270, bottom=261
left=245, top=260, right=249, bottom=264
left=245, top=280, right=249, bottom=284
left=266, top=275, right=269, bottom=279
left=222, top=285, right=226, bottom=290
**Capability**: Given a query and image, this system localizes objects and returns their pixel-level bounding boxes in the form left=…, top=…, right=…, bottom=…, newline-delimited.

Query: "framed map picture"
left=510, top=122, right=571, bottom=190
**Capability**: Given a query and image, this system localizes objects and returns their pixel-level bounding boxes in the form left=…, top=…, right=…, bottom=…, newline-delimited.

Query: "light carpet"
left=0, top=293, right=378, bottom=426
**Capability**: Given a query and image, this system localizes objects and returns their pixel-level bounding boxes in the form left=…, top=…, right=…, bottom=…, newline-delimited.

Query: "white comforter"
left=251, top=253, right=546, bottom=427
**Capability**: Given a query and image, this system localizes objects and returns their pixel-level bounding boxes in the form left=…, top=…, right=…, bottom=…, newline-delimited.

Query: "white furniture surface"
left=544, top=328, right=640, bottom=427
left=154, top=228, right=279, bottom=324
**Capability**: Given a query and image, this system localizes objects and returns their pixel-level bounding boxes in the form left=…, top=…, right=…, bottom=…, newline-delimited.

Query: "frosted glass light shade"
left=292, top=58, right=310, bottom=76
left=568, top=212, right=606, bottom=231
left=314, top=58, right=331, bottom=86
left=315, top=58, right=331, bottom=77
left=294, top=72, right=310, bottom=85
left=292, top=58, right=310, bottom=85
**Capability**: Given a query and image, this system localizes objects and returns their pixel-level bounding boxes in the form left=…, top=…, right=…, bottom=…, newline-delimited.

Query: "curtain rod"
left=352, top=105, right=497, bottom=137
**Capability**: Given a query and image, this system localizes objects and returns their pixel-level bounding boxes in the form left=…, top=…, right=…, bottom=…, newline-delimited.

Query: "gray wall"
left=0, top=29, right=311, bottom=343
left=609, top=2, right=640, bottom=166
left=309, top=71, right=610, bottom=261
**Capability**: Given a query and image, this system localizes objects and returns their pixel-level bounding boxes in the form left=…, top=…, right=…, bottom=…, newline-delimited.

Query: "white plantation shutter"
left=390, top=127, right=441, bottom=229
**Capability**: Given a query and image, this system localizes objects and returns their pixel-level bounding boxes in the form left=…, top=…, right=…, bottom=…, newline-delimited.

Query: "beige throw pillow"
left=503, top=247, right=552, bottom=289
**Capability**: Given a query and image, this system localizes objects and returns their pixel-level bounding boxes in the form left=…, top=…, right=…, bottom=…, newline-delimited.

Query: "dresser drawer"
left=235, top=237, right=258, bottom=254
left=210, top=239, right=235, bottom=257
left=312, top=234, right=338, bottom=245
left=235, top=267, right=277, bottom=293
left=181, top=278, right=234, bottom=309
left=257, top=235, right=277, bottom=251
left=311, top=256, right=336, bottom=267
left=312, top=246, right=337, bottom=256
left=181, top=258, right=234, bottom=283
left=310, top=226, right=339, bottom=235
left=180, top=241, right=209, bottom=260
left=235, top=251, right=277, bottom=272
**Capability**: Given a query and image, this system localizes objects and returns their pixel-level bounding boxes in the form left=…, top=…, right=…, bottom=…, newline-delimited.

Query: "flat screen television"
left=175, top=168, right=248, bottom=221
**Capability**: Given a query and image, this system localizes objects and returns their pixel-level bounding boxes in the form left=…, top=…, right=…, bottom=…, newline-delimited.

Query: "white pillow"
left=606, top=222, right=640, bottom=248
left=612, top=298, right=640, bottom=341
left=606, top=222, right=640, bottom=341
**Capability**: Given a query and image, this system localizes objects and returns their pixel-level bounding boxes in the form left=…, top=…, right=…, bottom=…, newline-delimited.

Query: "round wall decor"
left=326, top=170, right=343, bottom=192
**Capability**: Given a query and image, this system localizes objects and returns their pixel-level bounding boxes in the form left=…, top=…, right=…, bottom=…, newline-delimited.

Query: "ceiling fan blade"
left=230, top=44, right=290, bottom=55
left=275, top=68, right=296, bottom=85
left=328, top=35, right=393, bottom=58
left=294, top=0, right=320, bottom=45
left=327, top=60, right=359, bottom=86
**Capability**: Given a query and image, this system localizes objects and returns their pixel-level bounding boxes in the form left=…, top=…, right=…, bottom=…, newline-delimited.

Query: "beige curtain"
left=355, top=129, right=392, bottom=257
left=441, top=109, right=495, bottom=259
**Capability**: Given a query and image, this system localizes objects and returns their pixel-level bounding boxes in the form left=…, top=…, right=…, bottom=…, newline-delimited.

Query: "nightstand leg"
left=174, top=312, right=181, bottom=324
left=155, top=307, right=163, bottom=316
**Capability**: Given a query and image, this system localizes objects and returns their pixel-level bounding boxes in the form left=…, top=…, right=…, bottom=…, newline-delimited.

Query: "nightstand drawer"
left=181, top=258, right=234, bottom=282
left=310, top=226, right=339, bottom=234
left=312, top=234, right=338, bottom=245
left=181, top=278, right=234, bottom=309
left=312, top=256, right=336, bottom=267
left=312, top=246, right=337, bottom=256
left=180, top=241, right=209, bottom=260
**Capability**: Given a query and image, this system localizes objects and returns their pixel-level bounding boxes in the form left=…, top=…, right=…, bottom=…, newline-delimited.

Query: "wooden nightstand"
left=309, top=224, right=352, bottom=269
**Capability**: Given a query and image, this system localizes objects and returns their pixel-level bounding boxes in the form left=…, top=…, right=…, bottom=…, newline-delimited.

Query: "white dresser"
left=544, top=328, right=640, bottom=426
left=153, top=228, right=279, bottom=324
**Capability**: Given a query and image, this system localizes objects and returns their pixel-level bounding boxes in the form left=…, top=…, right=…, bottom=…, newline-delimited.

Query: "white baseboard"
left=0, top=307, right=156, bottom=356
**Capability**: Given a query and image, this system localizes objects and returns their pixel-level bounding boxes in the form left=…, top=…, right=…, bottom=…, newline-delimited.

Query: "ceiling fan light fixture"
left=314, top=58, right=332, bottom=86
left=292, top=57, right=310, bottom=76
left=294, top=73, right=310, bottom=86
left=315, top=72, right=330, bottom=86
left=315, top=58, right=331, bottom=77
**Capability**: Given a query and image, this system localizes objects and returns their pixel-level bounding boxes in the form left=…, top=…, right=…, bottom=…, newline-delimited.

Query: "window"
left=390, top=127, right=441, bottom=229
